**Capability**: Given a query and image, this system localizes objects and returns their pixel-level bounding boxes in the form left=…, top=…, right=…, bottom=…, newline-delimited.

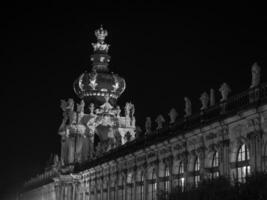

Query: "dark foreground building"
left=20, top=27, right=267, bottom=200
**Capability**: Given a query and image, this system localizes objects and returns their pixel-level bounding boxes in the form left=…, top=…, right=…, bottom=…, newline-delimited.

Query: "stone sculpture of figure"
left=66, top=98, right=74, bottom=111
left=89, top=103, right=95, bottom=115
left=59, top=99, right=68, bottom=132
left=101, top=95, right=113, bottom=112
left=76, top=100, right=85, bottom=114
left=184, top=97, right=192, bottom=117
left=53, top=154, right=59, bottom=166
left=125, top=102, right=131, bottom=118
left=155, top=114, right=165, bottom=129
left=219, top=83, right=231, bottom=102
left=250, top=62, right=261, bottom=88
left=210, top=88, right=215, bottom=106
left=66, top=98, right=76, bottom=124
left=145, top=117, right=152, bottom=134
left=116, top=105, right=121, bottom=117
left=168, top=108, right=178, bottom=124
left=200, top=92, right=209, bottom=110
left=131, top=104, right=135, bottom=118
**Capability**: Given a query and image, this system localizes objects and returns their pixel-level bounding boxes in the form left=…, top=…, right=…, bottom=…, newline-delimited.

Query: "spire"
left=90, top=25, right=111, bottom=72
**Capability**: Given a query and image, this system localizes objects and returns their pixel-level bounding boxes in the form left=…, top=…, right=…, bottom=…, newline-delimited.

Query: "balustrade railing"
left=76, top=83, right=267, bottom=172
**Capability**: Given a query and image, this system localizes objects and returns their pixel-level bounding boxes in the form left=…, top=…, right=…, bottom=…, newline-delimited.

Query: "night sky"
left=1, top=2, right=267, bottom=197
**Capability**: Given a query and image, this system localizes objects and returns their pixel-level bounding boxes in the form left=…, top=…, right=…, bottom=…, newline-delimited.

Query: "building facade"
left=21, top=27, right=267, bottom=200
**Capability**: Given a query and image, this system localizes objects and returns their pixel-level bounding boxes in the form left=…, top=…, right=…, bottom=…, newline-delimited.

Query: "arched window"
left=152, top=169, right=157, bottom=200
left=148, top=168, right=157, bottom=200
left=97, top=179, right=101, bottom=200
left=102, top=179, right=108, bottom=200
left=178, top=162, right=185, bottom=190
left=127, top=173, right=134, bottom=200
left=211, top=151, right=219, bottom=179
left=164, top=166, right=170, bottom=193
left=237, top=144, right=250, bottom=182
left=118, top=176, right=125, bottom=200
left=136, top=171, right=144, bottom=200
left=194, top=157, right=200, bottom=187
left=140, top=172, right=144, bottom=200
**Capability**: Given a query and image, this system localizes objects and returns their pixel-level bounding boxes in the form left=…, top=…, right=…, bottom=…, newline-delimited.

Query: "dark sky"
left=1, top=2, right=267, bottom=197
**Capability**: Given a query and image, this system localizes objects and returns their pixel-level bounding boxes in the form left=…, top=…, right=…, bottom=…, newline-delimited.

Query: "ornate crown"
left=95, top=25, right=108, bottom=42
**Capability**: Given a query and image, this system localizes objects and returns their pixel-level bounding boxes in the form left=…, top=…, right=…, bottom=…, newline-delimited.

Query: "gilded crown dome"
left=73, top=26, right=126, bottom=107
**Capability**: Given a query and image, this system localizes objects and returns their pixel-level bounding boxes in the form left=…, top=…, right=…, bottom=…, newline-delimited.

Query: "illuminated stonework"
left=21, top=29, right=267, bottom=200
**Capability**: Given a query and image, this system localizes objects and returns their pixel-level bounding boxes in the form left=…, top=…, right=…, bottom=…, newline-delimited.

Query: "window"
left=178, top=162, right=185, bottom=190
left=118, top=176, right=125, bottom=200
left=103, top=180, right=108, bottom=200
left=164, top=166, right=170, bottom=193
left=136, top=171, right=144, bottom=200
left=148, top=168, right=157, bottom=200
left=97, top=180, right=101, bottom=200
left=127, top=173, right=134, bottom=200
left=211, top=151, right=219, bottom=179
left=152, top=169, right=157, bottom=200
left=140, top=172, right=144, bottom=200
left=237, top=144, right=250, bottom=182
left=194, top=157, right=200, bottom=187
left=109, top=180, right=115, bottom=200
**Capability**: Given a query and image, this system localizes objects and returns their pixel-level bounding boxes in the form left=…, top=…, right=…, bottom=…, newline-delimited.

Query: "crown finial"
left=95, top=25, right=108, bottom=43
left=92, top=26, right=110, bottom=53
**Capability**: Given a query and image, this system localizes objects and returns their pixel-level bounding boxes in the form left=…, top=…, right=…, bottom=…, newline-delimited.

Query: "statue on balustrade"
left=219, top=83, right=231, bottom=102
left=184, top=97, right=192, bottom=117
left=168, top=108, right=178, bottom=124
left=155, top=114, right=165, bottom=129
left=200, top=92, right=209, bottom=110
left=250, top=62, right=261, bottom=88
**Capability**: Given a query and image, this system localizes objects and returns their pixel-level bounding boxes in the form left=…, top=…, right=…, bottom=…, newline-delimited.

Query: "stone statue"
left=219, top=83, right=231, bottom=102
left=101, top=95, right=113, bottom=112
left=116, top=105, right=121, bottom=117
left=155, top=115, right=165, bottom=129
left=168, top=108, right=178, bottom=124
left=145, top=117, right=152, bottom=134
left=53, top=154, right=59, bottom=166
left=210, top=88, right=215, bottom=106
left=131, top=104, right=135, bottom=118
left=66, top=98, right=74, bottom=111
left=200, top=92, right=209, bottom=110
left=250, top=62, right=261, bottom=88
left=59, top=99, right=68, bottom=132
left=125, top=102, right=131, bottom=118
left=66, top=98, right=76, bottom=124
left=184, top=97, right=192, bottom=117
left=76, top=100, right=85, bottom=114
left=89, top=103, right=95, bottom=115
